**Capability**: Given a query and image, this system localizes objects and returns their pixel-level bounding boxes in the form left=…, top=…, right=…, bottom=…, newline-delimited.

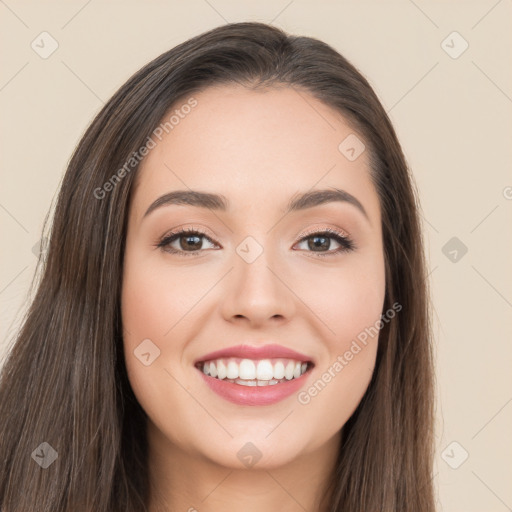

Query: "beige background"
left=1, top=1, right=511, bottom=510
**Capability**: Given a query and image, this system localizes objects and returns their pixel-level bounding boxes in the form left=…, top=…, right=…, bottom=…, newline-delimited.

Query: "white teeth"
left=256, top=360, right=274, bottom=380
left=273, top=361, right=285, bottom=379
left=226, top=361, right=239, bottom=379
left=284, top=361, right=295, bottom=380
left=239, top=359, right=256, bottom=380
left=201, top=357, right=310, bottom=383
left=235, top=378, right=257, bottom=386
left=217, top=360, right=227, bottom=380
left=234, top=378, right=286, bottom=387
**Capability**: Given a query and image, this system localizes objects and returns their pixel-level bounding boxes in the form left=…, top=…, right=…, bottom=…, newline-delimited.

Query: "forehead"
left=131, top=84, right=379, bottom=222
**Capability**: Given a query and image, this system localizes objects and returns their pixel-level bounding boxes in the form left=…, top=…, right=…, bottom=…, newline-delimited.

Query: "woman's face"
left=121, top=84, right=386, bottom=470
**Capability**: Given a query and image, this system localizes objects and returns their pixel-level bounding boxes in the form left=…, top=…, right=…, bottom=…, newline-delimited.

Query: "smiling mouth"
left=195, top=357, right=314, bottom=387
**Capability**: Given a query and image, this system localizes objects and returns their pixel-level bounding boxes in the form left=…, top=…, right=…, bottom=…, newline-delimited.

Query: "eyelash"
left=155, top=226, right=355, bottom=258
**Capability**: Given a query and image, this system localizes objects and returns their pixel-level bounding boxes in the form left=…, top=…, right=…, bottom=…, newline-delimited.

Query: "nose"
left=219, top=242, right=296, bottom=328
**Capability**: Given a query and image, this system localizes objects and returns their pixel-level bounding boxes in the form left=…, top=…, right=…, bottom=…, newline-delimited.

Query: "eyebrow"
left=143, top=187, right=369, bottom=221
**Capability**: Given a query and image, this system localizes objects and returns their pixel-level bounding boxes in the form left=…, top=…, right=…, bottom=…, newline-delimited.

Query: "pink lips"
left=194, top=343, right=315, bottom=406
left=198, top=370, right=311, bottom=406
left=195, top=343, right=314, bottom=365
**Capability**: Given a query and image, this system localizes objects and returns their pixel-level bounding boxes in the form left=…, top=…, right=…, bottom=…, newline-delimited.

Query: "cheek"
left=293, top=253, right=386, bottom=345
left=121, top=253, right=204, bottom=343
left=120, top=249, right=179, bottom=393
left=292, top=255, right=386, bottom=432
left=120, top=252, right=198, bottom=436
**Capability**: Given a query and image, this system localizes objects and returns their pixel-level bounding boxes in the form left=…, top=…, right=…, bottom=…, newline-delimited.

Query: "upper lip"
left=195, top=344, right=315, bottom=365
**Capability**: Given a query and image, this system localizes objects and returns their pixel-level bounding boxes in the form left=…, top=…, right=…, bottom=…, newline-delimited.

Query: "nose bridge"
left=235, top=232, right=281, bottom=299
left=220, top=231, right=295, bottom=324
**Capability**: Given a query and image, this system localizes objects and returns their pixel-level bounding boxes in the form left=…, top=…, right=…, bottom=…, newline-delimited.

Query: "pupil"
left=183, top=235, right=201, bottom=250
left=310, top=236, right=328, bottom=251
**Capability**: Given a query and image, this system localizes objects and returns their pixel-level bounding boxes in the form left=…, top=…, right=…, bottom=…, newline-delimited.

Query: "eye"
left=155, top=226, right=355, bottom=257
left=156, top=227, right=218, bottom=256
left=294, top=227, right=355, bottom=257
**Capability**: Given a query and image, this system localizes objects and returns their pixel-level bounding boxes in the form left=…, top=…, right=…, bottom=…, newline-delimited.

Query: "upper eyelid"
left=161, top=226, right=350, bottom=243
left=162, top=227, right=217, bottom=244
left=296, top=226, right=351, bottom=240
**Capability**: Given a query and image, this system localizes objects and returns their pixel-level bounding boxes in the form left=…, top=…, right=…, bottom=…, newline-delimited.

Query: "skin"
left=121, top=84, right=386, bottom=512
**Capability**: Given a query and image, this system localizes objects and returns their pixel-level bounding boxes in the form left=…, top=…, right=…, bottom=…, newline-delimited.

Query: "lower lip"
left=197, top=367, right=313, bottom=406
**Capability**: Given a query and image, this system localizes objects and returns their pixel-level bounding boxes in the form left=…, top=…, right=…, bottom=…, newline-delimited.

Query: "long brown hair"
left=0, top=22, right=436, bottom=511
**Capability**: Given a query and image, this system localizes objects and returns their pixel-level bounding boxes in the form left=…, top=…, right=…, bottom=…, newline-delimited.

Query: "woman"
left=0, top=21, right=436, bottom=511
